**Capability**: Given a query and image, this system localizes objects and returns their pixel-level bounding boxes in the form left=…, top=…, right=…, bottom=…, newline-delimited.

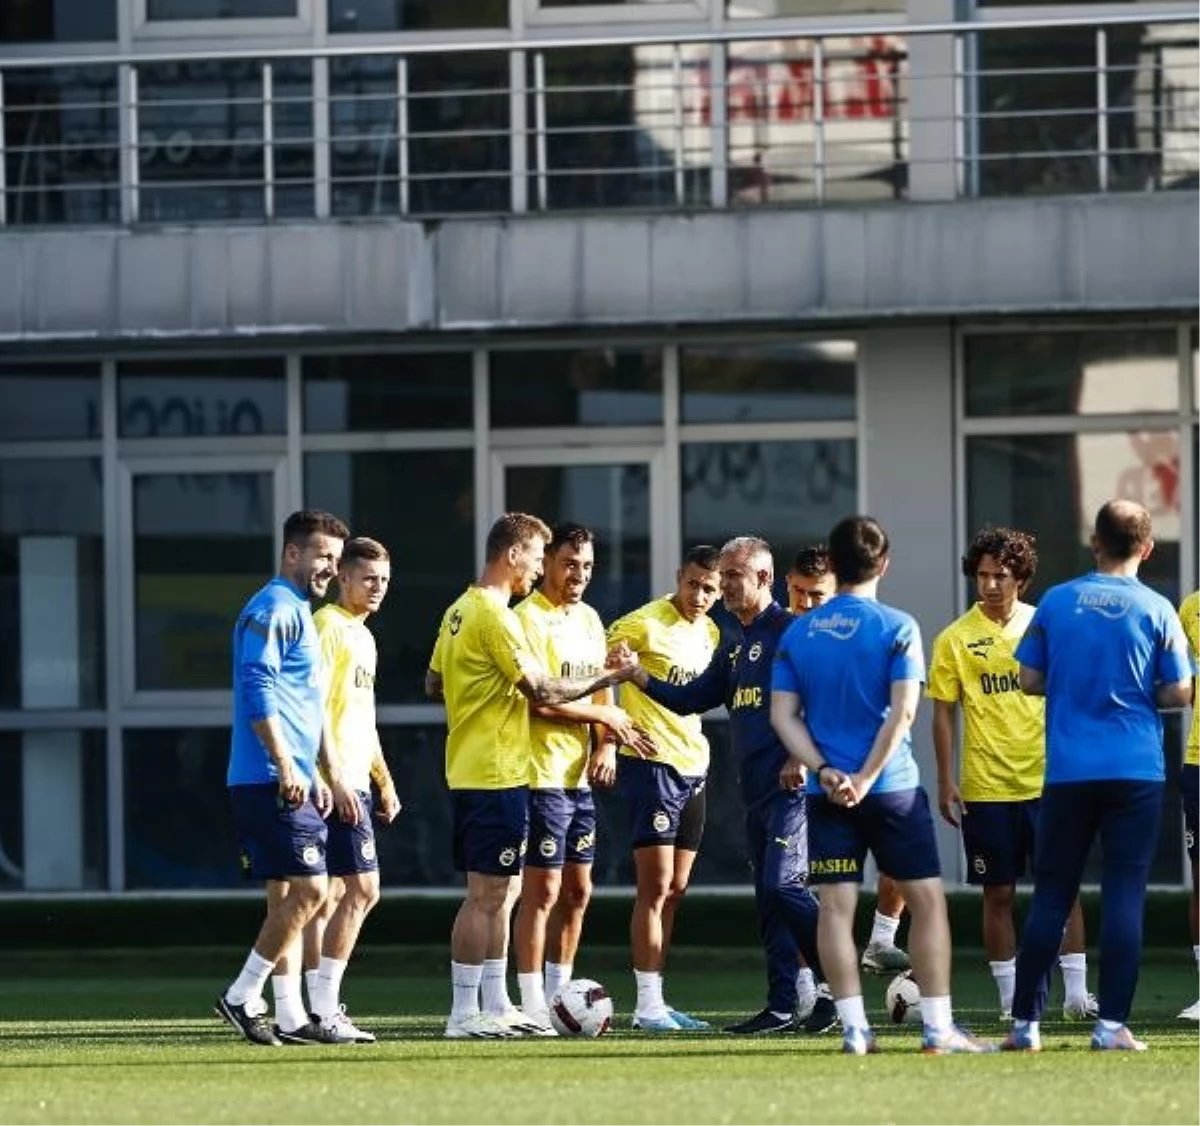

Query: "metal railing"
left=0, top=9, right=1195, bottom=228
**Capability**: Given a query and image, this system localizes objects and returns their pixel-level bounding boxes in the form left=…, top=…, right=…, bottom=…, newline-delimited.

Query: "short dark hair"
left=827, top=516, right=888, bottom=585
left=485, top=512, right=552, bottom=562
left=961, top=526, right=1037, bottom=587
left=683, top=544, right=721, bottom=572
left=1094, top=500, right=1152, bottom=561
left=342, top=536, right=390, bottom=566
left=549, top=523, right=595, bottom=554
left=283, top=509, right=349, bottom=547
left=789, top=544, right=830, bottom=578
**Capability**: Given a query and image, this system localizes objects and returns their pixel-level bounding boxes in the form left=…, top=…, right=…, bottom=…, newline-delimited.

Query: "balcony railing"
left=0, top=9, right=1195, bottom=228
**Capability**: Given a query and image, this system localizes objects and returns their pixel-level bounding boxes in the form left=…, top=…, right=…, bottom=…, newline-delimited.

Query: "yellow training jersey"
left=515, top=590, right=607, bottom=790
left=429, top=585, right=541, bottom=790
left=315, top=603, right=381, bottom=793
left=926, top=601, right=1045, bottom=802
left=606, top=596, right=719, bottom=778
left=1181, top=590, right=1199, bottom=767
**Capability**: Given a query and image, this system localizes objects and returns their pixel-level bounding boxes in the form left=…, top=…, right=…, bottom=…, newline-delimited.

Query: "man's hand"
left=818, top=765, right=859, bottom=807
left=375, top=784, right=402, bottom=824
left=779, top=759, right=806, bottom=792
left=937, top=779, right=965, bottom=828
left=587, top=744, right=618, bottom=788
left=594, top=705, right=651, bottom=749
left=605, top=642, right=641, bottom=683
left=330, top=778, right=360, bottom=826
left=311, top=775, right=332, bottom=817
left=277, top=759, right=307, bottom=809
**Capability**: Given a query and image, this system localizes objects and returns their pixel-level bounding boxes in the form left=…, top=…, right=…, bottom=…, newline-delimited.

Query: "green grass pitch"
left=1, top=947, right=1196, bottom=1125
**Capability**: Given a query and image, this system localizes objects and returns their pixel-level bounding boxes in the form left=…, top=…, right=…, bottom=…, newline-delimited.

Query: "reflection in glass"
left=133, top=472, right=274, bottom=691
left=123, top=728, right=238, bottom=889
left=331, top=57, right=400, bottom=216
left=966, top=431, right=1179, bottom=599
left=0, top=730, right=107, bottom=891
left=329, top=0, right=506, bottom=32
left=304, top=354, right=473, bottom=432
left=119, top=359, right=286, bottom=438
left=0, top=459, right=104, bottom=710
left=137, top=60, right=313, bottom=222
left=305, top=450, right=474, bottom=703
left=681, top=341, right=856, bottom=423
left=0, top=364, right=100, bottom=441
left=147, top=0, right=295, bottom=18
left=0, top=0, right=116, bottom=42
left=506, top=464, right=651, bottom=623
left=3, top=67, right=120, bottom=225
left=490, top=349, right=663, bottom=427
left=964, top=331, right=1178, bottom=418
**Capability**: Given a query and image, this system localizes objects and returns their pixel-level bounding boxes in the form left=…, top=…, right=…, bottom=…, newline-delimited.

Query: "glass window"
left=0, top=730, right=107, bottom=891
left=729, top=0, right=901, bottom=16
left=0, top=459, right=104, bottom=710
left=1, top=0, right=116, bottom=42
left=146, top=0, right=296, bottom=18
left=490, top=348, right=663, bottom=427
left=681, top=340, right=856, bottom=423
left=132, top=468, right=275, bottom=692
left=118, top=358, right=286, bottom=438
left=0, top=364, right=100, bottom=442
left=3, top=67, right=120, bottom=226
left=964, top=330, right=1178, bottom=417
left=123, top=728, right=238, bottom=889
left=328, top=0, right=506, bottom=32
left=303, top=354, right=473, bottom=432
left=304, top=450, right=474, bottom=704
left=137, top=60, right=313, bottom=223
left=330, top=56, right=400, bottom=217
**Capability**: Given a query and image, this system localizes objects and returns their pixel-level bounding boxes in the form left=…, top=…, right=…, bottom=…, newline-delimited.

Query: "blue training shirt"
left=1015, top=572, right=1195, bottom=784
left=228, top=576, right=324, bottom=788
left=644, top=601, right=795, bottom=809
left=771, top=593, right=925, bottom=795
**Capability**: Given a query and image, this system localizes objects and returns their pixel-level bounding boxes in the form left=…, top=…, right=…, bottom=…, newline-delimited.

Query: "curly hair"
left=961, top=526, right=1038, bottom=587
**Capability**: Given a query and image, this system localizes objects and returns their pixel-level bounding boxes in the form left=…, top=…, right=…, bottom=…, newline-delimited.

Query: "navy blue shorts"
left=806, top=787, right=941, bottom=885
left=617, top=756, right=706, bottom=850
left=1180, top=764, right=1198, bottom=864
left=527, top=788, right=597, bottom=868
left=325, top=790, right=379, bottom=877
left=229, top=782, right=328, bottom=881
left=452, top=787, right=529, bottom=876
left=961, top=798, right=1039, bottom=886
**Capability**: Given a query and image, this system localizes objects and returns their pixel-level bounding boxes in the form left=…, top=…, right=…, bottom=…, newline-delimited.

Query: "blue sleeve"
left=1015, top=603, right=1047, bottom=672
left=1157, top=604, right=1196, bottom=684
left=236, top=606, right=290, bottom=722
left=889, top=616, right=926, bottom=683
left=643, top=644, right=730, bottom=715
left=770, top=639, right=801, bottom=695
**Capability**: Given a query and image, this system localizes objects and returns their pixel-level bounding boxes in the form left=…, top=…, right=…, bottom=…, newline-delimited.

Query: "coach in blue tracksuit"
left=623, top=535, right=827, bottom=1035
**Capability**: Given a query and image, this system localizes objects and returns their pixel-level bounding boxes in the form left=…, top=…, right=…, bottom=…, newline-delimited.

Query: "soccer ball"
left=885, top=971, right=922, bottom=1025
left=549, top=978, right=614, bottom=1038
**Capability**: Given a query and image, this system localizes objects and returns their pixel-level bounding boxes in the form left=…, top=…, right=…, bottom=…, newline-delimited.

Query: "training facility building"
left=0, top=0, right=1196, bottom=896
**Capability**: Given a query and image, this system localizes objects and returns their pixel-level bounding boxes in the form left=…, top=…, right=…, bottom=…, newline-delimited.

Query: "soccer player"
left=512, top=523, right=653, bottom=1029
left=771, top=515, right=994, bottom=1055
left=928, top=526, right=1097, bottom=1022
left=787, top=546, right=910, bottom=981
left=1003, top=500, right=1193, bottom=1053
left=301, top=536, right=401, bottom=1043
left=215, top=509, right=352, bottom=1047
left=626, top=536, right=832, bottom=1036
left=425, top=512, right=642, bottom=1040
left=1179, top=588, right=1199, bottom=1022
left=606, top=545, right=722, bottom=1032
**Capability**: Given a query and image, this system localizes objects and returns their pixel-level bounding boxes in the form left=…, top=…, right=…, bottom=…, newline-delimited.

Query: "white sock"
left=450, top=961, right=483, bottom=1020
left=919, top=994, right=953, bottom=1033
left=544, top=961, right=572, bottom=1000
left=634, top=969, right=665, bottom=1017
left=834, top=994, right=868, bottom=1030
left=304, top=969, right=320, bottom=1013
left=1059, top=952, right=1088, bottom=1006
left=311, top=956, right=348, bottom=1021
left=271, top=974, right=309, bottom=1033
left=869, top=910, right=901, bottom=948
left=990, top=958, right=1016, bottom=1011
left=518, top=971, right=547, bottom=1014
left=225, top=949, right=274, bottom=1008
left=480, top=957, right=512, bottom=1015
left=796, top=967, right=817, bottom=1005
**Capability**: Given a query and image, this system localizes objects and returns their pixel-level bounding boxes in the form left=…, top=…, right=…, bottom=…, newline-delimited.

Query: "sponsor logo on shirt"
left=809, top=612, right=861, bottom=641
left=1075, top=591, right=1131, bottom=620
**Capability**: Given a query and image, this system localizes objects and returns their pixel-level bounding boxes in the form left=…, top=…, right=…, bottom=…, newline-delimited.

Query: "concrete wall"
left=1, top=193, right=1195, bottom=345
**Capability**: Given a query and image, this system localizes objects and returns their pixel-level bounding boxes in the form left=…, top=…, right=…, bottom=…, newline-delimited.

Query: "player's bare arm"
left=518, top=662, right=638, bottom=707
left=1156, top=676, right=1194, bottom=710
left=424, top=668, right=444, bottom=700
left=318, top=715, right=361, bottom=826
left=931, top=698, right=964, bottom=827
left=1018, top=665, right=1046, bottom=696
left=369, top=748, right=401, bottom=823
left=251, top=715, right=306, bottom=807
left=851, top=678, right=921, bottom=800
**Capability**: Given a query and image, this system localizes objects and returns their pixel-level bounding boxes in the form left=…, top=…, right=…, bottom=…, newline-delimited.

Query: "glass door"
left=491, top=446, right=669, bottom=624
left=119, top=456, right=285, bottom=704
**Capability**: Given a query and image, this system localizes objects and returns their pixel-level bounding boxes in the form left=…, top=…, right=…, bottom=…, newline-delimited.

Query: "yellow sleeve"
left=481, top=603, right=538, bottom=686
left=607, top=612, right=647, bottom=653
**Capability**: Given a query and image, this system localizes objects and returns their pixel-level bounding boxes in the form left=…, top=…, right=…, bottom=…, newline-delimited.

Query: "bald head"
left=1093, top=499, right=1152, bottom=562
